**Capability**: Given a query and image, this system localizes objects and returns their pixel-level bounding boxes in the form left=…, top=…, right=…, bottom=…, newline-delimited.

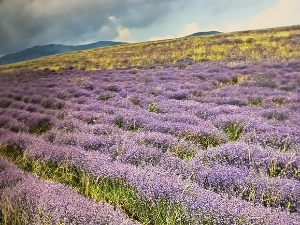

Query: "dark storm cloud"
left=0, top=0, right=177, bottom=55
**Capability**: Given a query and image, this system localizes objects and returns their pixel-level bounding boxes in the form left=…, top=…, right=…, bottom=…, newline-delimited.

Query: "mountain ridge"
left=0, top=41, right=126, bottom=65
left=0, top=25, right=299, bottom=73
left=187, top=31, right=221, bottom=37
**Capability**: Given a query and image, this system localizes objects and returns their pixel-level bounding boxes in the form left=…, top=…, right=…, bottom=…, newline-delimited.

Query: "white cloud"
left=243, top=0, right=300, bottom=30
left=206, top=0, right=300, bottom=32
left=148, top=35, right=175, bottom=41
left=148, top=22, right=201, bottom=42
left=178, top=22, right=201, bottom=37
left=109, top=16, right=116, bottom=23
left=100, top=26, right=110, bottom=33
left=114, top=26, right=134, bottom=42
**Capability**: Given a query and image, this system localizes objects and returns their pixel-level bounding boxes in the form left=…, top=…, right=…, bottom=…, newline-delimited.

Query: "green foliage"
left=169, top=146, right=196, bottom=161
left=148, top=101, right=159, bottom=113
left=113, top=118, right=141, bottom=131
left=0, top=194, right=31, bottom=225
left=29, top=121, right=52, bottom=136
left=216, top=76, right=249, bottom=88
left=264, top=137, right=291, bottom=152
left=113, top=117, right=124, bottom=128
left=0, top=193, right=61, bottom=225
left=223, top=123, right=243, bottom=141
left=0, top=144, right=199, bottom=225
left=97, top=94, right=112, bottom=101
left=127, top=121, right=142, bottom=131
left=183, top=133, right=222, bottom=149
left=249, top=98, right=263, bottom=106
left=41, top=101, right=64, bottom=110
left=268, top=158, right=299, bottom=180
left=272, top=98, right=286, bottom=106
left=1, top=26, right=300, bottom=73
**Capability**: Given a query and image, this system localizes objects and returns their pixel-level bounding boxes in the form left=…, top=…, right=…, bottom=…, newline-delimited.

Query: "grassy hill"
left=0, top=25, right=300, bottom=73
left=0, top=41, right=126, bottom=65
left=1, top=25, right=300, bottom=224
left=187, top=31, right=221, bottom=37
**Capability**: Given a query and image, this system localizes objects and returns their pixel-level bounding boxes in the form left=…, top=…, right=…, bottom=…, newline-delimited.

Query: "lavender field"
left=0, top=59, right=300, bottom=224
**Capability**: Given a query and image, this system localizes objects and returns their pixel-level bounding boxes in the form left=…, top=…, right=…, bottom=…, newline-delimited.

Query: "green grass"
left=272, top=98, right=286, bottom=106
left=97, top=94, right=112, bottom=101
left=222, top=123, right=243, bottom=141
left=29, top=121, right=52, bottom=136
left=148, top=100, right=160, bottom=113
left=169, top=146, right=196, bottom=161
left=0, top=193, right=61, bottom=225
left=182, top=133, right=222, bottom=149
left=1, top=25, right=300, bottom=73
left=0, top=144, right=203, bottom=225
left=249, top=98, right=263, bottom=106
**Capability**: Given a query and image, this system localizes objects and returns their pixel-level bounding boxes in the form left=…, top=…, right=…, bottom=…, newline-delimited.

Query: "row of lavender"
left=0, top=156, right=136, bottom=224
left=1, top=60, right=300, bottom=224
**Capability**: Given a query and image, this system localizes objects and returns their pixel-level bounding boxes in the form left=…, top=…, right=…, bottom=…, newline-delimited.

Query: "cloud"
left=240, top=0, right=300, bottom=30
left=148, top=35, right=175, bottom=41
left=109, top=16, right=116, bottom=23
left=0, top=0, right=178, bottom=55
left=203, top=0, right=300, bottom=32
left=114, top=26, right=133, bottom=42
left=148, top=22, right=201, bottom=42
left=178, top=22, right=201, bottom=37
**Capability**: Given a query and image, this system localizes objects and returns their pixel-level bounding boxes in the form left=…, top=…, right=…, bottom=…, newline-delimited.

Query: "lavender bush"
left=0, top=59, right=300, bottom=224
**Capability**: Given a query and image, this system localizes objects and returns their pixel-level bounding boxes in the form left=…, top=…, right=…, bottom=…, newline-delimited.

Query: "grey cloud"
left=0, top=0, right=178, bottom=55
left=206, top=0, right=267, bottom=14
left=113, top=0, right=172, bottom=28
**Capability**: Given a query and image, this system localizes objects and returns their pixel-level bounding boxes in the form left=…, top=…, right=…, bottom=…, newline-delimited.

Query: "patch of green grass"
left=113, top=118, right=141, bottom=131
left=1, top=25, right=300, bottom=73
left=222, top=123, right=243, bottom=141
left=169, top=146, right=196, bottom=161
left=41, top=101, right=64, bottom=110
left=264, top=137, right=292, bottom=152
left=127, top=121, right=142, bottom=131
left=249, top=98, right=263, bottom=106
left=113, top=117, right=124, bottom=128
left=0, top=194, right=30, bottom=225
left=272, top=98, right=286, bottom=106
left=268, top=158, right=299, bottom=180
left=182, top=133, right=222, bottom=149
left=216, top=76, right=249, bottom=88
left=0, top=192, right=61, bottom=225
left=97, top=94, right=112, bottom=101
left=29, top=121, right=52, bottom=136
left=148, top=101, right=159, bottom=113
left=0, top=144, right=200, bottom=225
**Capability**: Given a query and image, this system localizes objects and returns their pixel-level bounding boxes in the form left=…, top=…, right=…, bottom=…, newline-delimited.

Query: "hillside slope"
left=187, top=31, right=221, bottom=37
left=0, top=25, right=299, bottom=73
left=0, top=41, right=126, bottom=65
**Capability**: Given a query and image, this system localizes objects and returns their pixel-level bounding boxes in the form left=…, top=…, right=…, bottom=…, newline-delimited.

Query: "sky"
left=0, top=0, right=299, bottom=56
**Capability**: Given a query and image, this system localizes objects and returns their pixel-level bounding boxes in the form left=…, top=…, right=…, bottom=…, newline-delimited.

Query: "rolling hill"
left=0, top=25, right=300, bottom=224
left=187, top=31, right=221, bottom=37
left=0, top=25, right=299, bottom=73
left=0, top=41, right=126, bottom=65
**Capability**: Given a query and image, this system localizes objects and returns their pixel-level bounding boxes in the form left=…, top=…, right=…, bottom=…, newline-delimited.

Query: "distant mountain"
left=0, top=41, right=126, bottom=65
left=187, top=31, right=221, bottom=37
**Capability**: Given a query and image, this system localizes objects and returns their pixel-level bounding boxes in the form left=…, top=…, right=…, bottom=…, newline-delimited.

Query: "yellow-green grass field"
left=1, top=25, right=300, bottom=73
